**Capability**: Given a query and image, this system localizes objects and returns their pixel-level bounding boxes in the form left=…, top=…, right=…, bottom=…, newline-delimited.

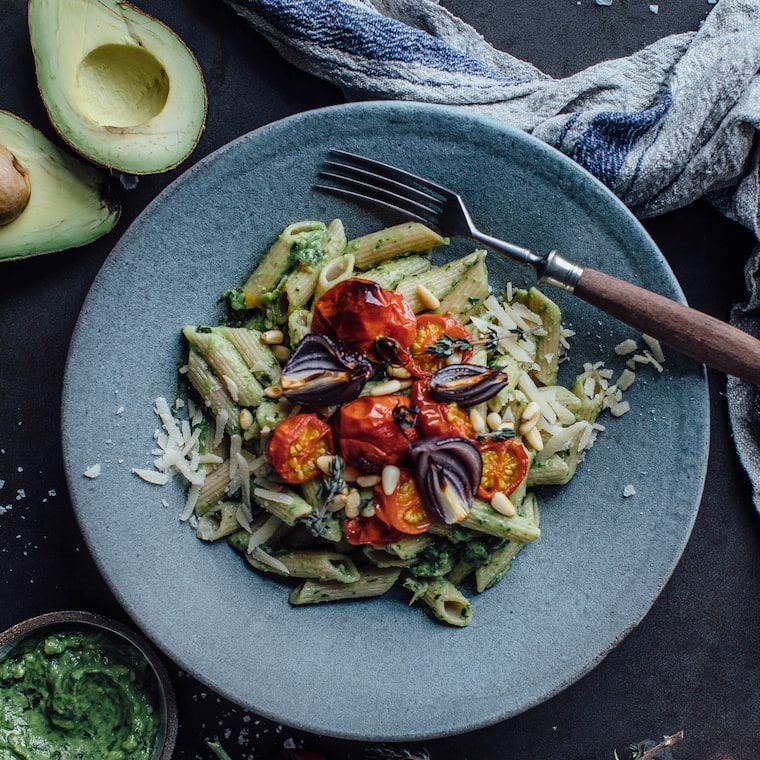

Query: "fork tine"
left=322, top=159, right=439, bottom=208
left=317, top=168, right=443, bottom=228
left=328, top=149, right=452, bottom=199
left=314, top=180, right=437, bottom=228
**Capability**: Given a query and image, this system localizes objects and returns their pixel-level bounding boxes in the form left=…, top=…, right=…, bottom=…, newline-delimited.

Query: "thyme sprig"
left=307, top=455, right=346, bottom=537
left=365, top=748, right=431, bottom=760
left=614, top=731, right=685, bottom=760
left=476, top=426, right=515, bottom=444
left=425, top=325, right=542, bottom=359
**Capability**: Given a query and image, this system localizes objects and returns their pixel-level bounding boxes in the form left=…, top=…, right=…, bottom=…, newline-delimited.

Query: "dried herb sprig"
left=614, top=731, right=685, bottom=760
left=365, top=748, right=431, bottom=760
left=306, top=455, right=346, bottom=537
left=476, top=426, right=515, bottom=444
left=425, top=325, right=542, bottom=359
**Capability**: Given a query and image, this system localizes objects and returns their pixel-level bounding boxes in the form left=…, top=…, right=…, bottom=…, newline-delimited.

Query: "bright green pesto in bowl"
left=0, top=625, right=161, bottom=759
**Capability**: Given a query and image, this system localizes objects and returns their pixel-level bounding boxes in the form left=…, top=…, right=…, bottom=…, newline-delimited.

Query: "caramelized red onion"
left=410, top=436, right=482, bottom=524
left=279, top=333, right=373, bottom=407
left=429, top=364, right=509, bottom=407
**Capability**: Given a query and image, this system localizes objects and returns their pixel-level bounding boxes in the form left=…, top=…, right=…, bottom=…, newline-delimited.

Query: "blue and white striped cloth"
left=224, top=0, right=760, bottom=504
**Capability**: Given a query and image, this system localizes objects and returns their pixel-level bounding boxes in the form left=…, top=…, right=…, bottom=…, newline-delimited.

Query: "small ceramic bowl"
left=0, top=610, right=177, bottom=759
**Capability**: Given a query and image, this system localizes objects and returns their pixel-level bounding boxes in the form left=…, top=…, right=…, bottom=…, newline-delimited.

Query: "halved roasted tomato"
left=333, top=394, right=417, bottom=473
left=374, top=468, right=434, bottom=535
left=477, top=438, right=530, bottom=500
left=406, top=314, right=473, bottom=378
left=410, top=379, right=475, bottom=439
left=265, top=413, right=333, bottom=483
left=344, top=514, right=404, bottom=547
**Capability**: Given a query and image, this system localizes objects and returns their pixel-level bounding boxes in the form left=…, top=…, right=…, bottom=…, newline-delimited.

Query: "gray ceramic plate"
left=62, top=102, right=708, bottom=741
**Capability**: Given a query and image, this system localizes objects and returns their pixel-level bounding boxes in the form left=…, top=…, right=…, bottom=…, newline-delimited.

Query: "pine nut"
left=524, top=425, right=544, bottom=451
left=491, top=491, right=516, bottom=517
left=469, top=408, right=486, bottom=433
left=239, top=408, right=254, bottom=430
left=264, top=385, right=283, bottom=399
left=344, top=494, right=361, bottom=518
left=261, top=329, right=284, bottom=345
left=345, top=489, right=362, bottom=515
left=327, top=493, right=347, bottom=512
left=518, top=416, right=538, bottom=435
left=272, top=345, right=292, bottom=362
left=316, top=455, right=335, bottom=474
left=356, top=474, right=381, bottom=488
left=416, top=283, right=441, bottom=311
left=486, top=412, right=503, bottom=431
left=382, top=465, right=401, bottom=496
left=522, top=401, right=541, bottom=422
left=387, top=366, right=412, bottom=379
left=370, top=379, right=402, bottom=396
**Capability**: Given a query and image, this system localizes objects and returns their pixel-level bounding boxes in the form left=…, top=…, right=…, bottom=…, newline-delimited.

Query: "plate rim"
left=61, top=100, right=709, bottom=741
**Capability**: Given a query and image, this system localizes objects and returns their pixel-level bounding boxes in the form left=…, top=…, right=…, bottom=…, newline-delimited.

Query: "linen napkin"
left=223, top=0, right=760, bottom=507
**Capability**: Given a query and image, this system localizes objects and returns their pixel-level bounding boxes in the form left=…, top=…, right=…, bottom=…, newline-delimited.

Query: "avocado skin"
left=28, top=0, right=208, bottom=175
left=0, top=111, right=120, bottom=262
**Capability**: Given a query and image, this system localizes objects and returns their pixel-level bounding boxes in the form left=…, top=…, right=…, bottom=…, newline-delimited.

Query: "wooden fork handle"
left=572, top=267, right=760, bottom=385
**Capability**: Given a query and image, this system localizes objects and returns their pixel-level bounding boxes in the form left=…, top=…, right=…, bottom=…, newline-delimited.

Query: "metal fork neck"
left=471, top=231, right=582, bottom=292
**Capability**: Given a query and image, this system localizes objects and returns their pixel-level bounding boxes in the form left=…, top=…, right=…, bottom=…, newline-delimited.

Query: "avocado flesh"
left=28, top=0, right=207, bottom=175
left=0, top=111, right=120, bottom=262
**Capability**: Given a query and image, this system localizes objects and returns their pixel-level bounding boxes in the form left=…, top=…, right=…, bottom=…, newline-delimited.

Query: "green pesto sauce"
left=0, top=626, right=161, bottom=760
left=288, top=230, right=324, bottom=269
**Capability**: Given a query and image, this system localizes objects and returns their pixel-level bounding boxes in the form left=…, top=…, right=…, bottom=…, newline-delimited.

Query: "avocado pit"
left=76, top=44, right=170, bottom=129
left=0, top=145, right=31, bottom=227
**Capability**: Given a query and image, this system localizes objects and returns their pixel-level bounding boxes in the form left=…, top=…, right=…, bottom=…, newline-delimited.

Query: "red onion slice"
left=280, top=333, right=373, bottom=407
left=410, top=436, right=482, bottom=524
left=429, top=364, right=510, bottom=408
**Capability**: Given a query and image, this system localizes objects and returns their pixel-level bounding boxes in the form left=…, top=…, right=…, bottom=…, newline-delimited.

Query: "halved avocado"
left=28, top=0, right=207, bottom=175
left=0, top=111, right=120, bottom=261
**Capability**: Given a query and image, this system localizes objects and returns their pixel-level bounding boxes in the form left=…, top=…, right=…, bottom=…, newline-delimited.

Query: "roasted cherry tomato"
left=265, top=413, right=333, bottom=484
left=477, top=438, right=530, bottom=500
left=311, top=278, right=416, bottom=361
left=410, top=380, right=475, bottom=439
left=373, top=468, right=434, bottom=535
left=407, top=314, right=473, bottom=378
left=333, top=394, right=417, bottom=473
left=344, top=514, right=404, bottom=547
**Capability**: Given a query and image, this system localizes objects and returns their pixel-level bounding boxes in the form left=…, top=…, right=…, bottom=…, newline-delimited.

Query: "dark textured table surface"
left=1, top=1, right=759, bottom=758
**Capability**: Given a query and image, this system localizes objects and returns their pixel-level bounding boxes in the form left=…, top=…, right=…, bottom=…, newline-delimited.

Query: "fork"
left=317, top=149, right=760, bottom=385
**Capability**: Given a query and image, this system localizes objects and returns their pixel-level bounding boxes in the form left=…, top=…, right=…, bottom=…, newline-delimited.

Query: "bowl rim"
left=0, top=609, right=178, bottom=759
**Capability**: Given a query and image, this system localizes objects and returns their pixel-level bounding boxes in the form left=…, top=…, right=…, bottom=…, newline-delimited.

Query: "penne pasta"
left=346, top=222, right=447, bottom=269
left=143, top=217, right=638, bottom=627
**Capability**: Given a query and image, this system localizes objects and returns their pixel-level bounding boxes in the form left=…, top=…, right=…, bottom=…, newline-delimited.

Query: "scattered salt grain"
left=83, top=464, right=101, bottom=479
left=623, top=484, right=636, bottom=497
